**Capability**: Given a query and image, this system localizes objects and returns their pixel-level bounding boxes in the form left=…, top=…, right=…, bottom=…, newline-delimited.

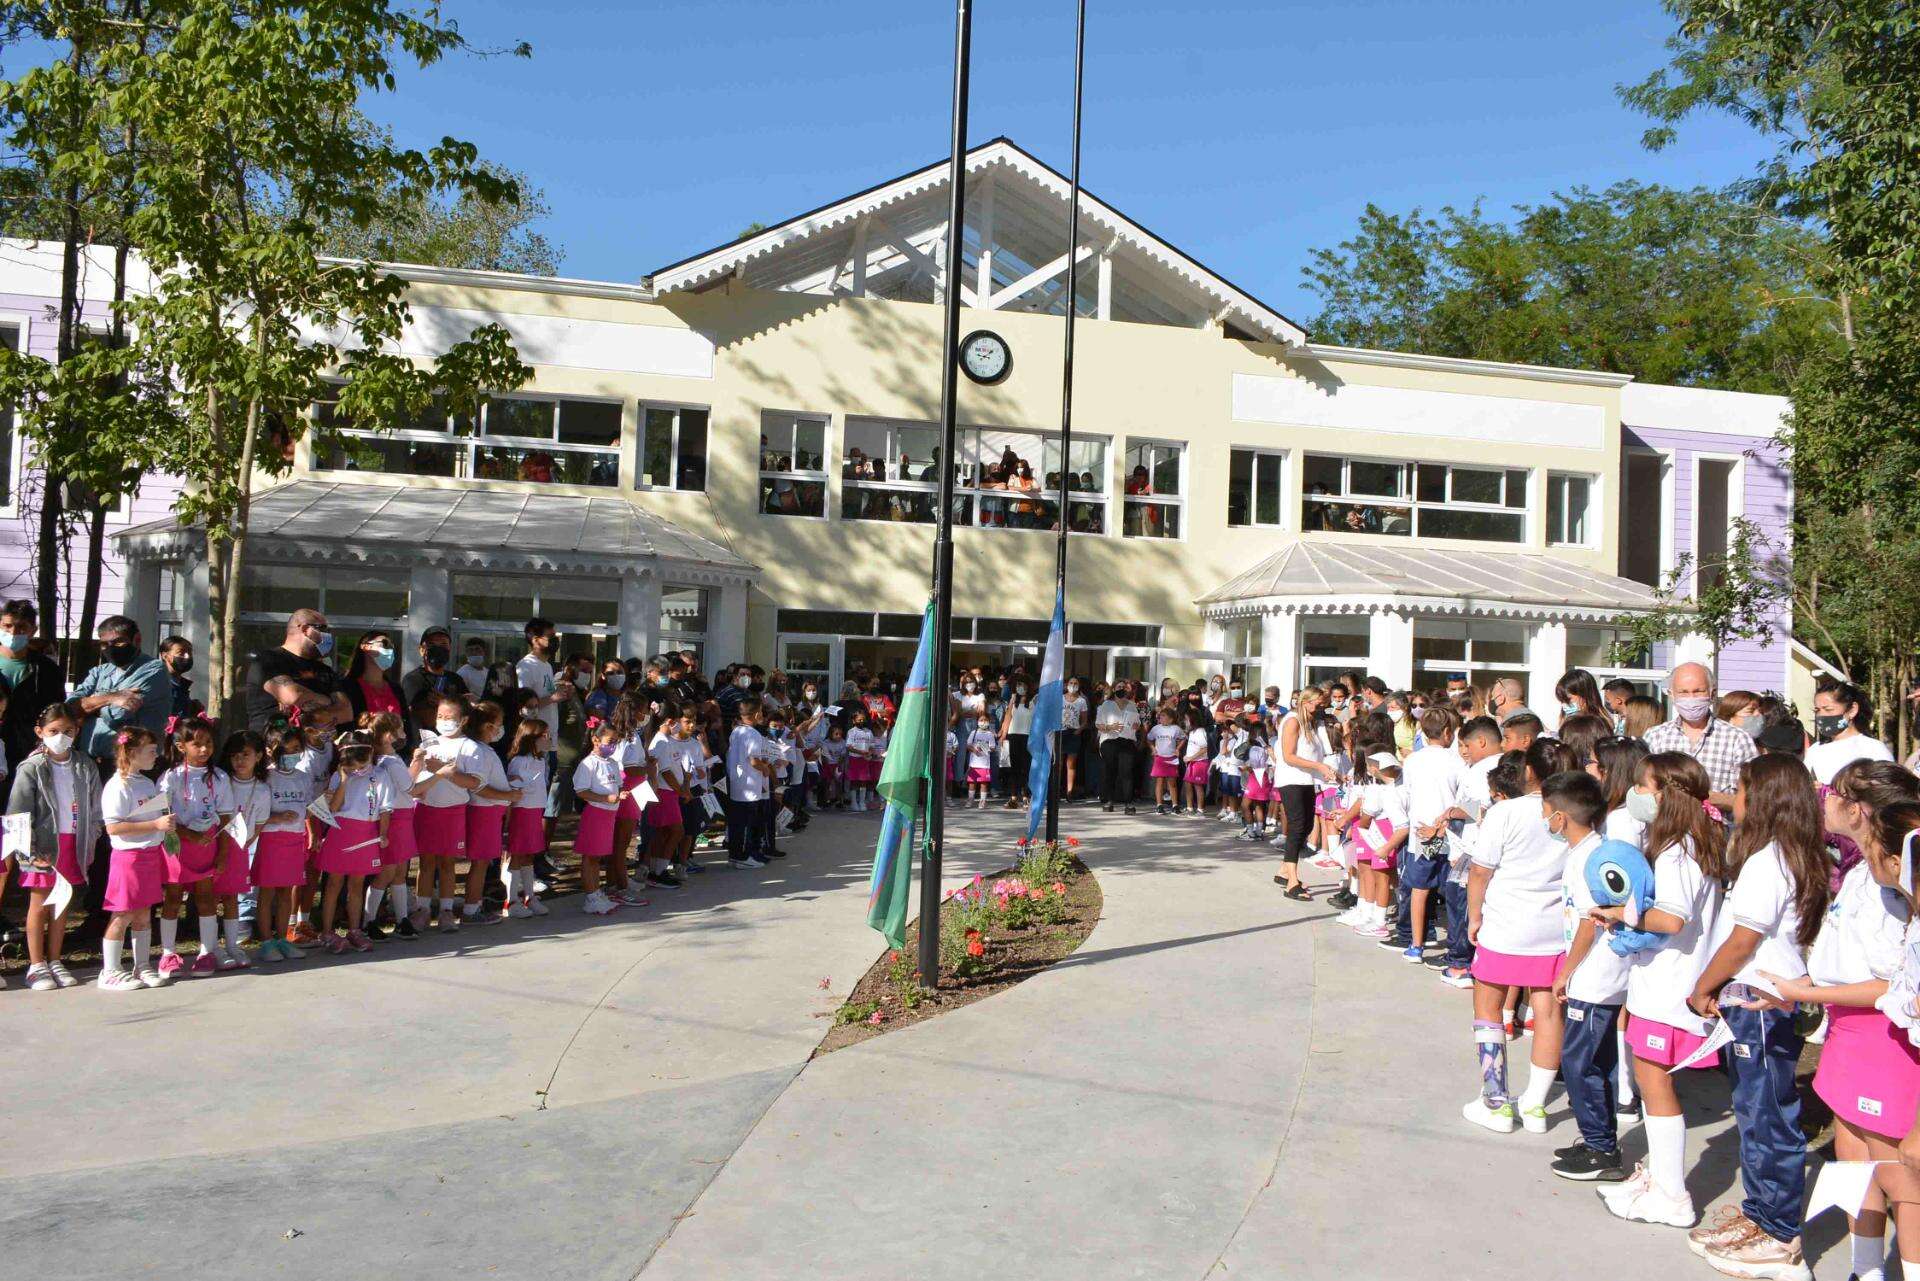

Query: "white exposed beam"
left=850, top=215, right=869, bottom=296
left=986, top=244, right=1094, bottom=311
left=976, top=171, right=995, bottom=299
left=1097, top=247, right=1113, bottom=321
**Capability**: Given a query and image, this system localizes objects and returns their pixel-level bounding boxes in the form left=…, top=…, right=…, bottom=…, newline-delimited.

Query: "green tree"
left=1303, top=183, right=1838, bottom=392
left=2, top=0, right=535, bottom=725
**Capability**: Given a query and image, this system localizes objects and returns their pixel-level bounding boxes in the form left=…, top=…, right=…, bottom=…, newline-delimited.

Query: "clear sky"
left=370, top=1, right=1771, bottom=321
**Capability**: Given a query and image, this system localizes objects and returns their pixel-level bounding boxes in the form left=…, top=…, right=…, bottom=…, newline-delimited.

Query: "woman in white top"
left=1270, top=686, right=1336, bottom=900
left=1805, top=680, right=1894, bottom=785
left=1095, top=688, right=1142, bottom=814
left=1060, top=679, right=1088, bottom=800
left=1000, top=680, right=1036, bottom=810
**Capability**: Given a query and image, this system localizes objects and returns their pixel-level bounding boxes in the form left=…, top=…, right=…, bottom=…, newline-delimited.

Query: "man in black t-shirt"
left=243, top=608, right=349, bottom=732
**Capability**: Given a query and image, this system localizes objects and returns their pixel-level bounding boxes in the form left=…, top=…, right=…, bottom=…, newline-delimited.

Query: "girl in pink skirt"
left=8, top=705, right=100, bottom=991
left=608, top=696, right=654, bottom=897
left=1238, top=724, right=1272, bottom=841
left=414, top=696, right=488, bottom=933
left=503, top=716, right=551, bottom=918
left=158, top=718, right=235, bottom=980
left=845, top=711, right=879, bottom=812
left=461, top=702, right=518, bottom=925
left=1334, top=752, right=1407, bottom=937
left=211, top=730, right=270, bottom=970
left=571, top=721, right=629, bottom=915
left=255, top=724, right=318, bottom=962
left=315, top=731, right=388, bottom=954
left=643, top=706, right=694, bottom=885
left=98, top=727, right=174, bottom=992
left=1145, top=707, right=1182, bottom=813
left=364, top=712, right=429, bottom=940
left=1180, top=715, right=1210, bottom=816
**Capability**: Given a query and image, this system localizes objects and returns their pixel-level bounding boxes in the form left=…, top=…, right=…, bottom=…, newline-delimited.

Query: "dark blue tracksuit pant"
left=1561, top=999, right=1623, bottom=1154
left=1723, top=1003, right=1806, bottom=1243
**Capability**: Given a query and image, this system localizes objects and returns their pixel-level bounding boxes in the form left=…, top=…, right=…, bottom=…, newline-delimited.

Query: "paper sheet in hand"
left=629, top=779, right=659, bottom=808
left=1806, top=1161, right=1894, bottom=1221
left=128, top=792, right=170, bottom=821
left=1, top=812, right=28, bottom=861
left=823, top=705, right=842, bottom=717
left=224, top=809, right=256, bottom=849
left=307, top=796, right=336, bottom=827
left=1670, top=1018, right=1736, bottom=1073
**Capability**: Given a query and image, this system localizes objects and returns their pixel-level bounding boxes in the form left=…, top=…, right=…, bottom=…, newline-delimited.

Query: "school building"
left=0, top=138, right=1825, bottom=720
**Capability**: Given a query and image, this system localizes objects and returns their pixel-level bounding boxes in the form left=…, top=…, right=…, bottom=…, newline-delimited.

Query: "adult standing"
left=1213, top=677, right=1248, bottom=729
left=1000, top=676, right=1034, bottom=809
left=0, top=600, right=67, bottom=769
left=158, top=636, right=201, bottom=723
left=1642, top=661, right=1756, bottom=811
left=1804, top=680, right=1894, bottom=786
left=241, top=608, right=349, bottom=733
left=1489, top=677, right=1532, bottom=726
left=70, top=615, right=171, bottom=765
left=343, top=630, right=412, bottom=747
left=1059, top=676, right=1088, bottom=800
left=1096, top=683, right=1142, bottom=814
left=1270, top=685, right=1335, bottom=901
left=677, top=649, right=710, bottom=702
left=585, top=658, right=627, bottom=724
left=515, top=617, right=575, bottom=842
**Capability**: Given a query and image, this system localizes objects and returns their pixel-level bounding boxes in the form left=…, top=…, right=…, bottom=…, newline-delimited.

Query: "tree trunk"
left=39, top=178, right=82, bottom=651
left=76, top=500, right=107, bottom=658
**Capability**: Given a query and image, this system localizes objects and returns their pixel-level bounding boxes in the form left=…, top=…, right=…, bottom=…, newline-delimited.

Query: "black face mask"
left=169, top=655, right=193, bottom=676
left=104, top=640, right=138, bottom=666
left=425, top=644, right=450, bottom=669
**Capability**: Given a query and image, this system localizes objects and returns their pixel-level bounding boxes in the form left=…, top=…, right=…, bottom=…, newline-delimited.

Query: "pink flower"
left=1052, top=882, right=1066, bottom=896
left=818, top=977, right=831, bottom=990
left=971, top=874, right=983, bottom=887
left=866, top=1009, right=885, bottom=1026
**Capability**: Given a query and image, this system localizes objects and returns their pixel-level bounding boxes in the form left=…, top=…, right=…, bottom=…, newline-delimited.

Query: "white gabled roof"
left=648, top=137, right=1308, bottom=346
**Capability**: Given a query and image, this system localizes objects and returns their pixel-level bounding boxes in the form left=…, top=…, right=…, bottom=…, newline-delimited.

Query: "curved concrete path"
left=2, top=807, right=1817, bottom=1279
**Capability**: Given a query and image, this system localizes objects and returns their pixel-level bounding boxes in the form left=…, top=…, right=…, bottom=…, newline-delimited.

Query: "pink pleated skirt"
left=506, top=806, right=546, bottom=855
left=1626, top=1013, right=1719, bottom=1070
left=316, top=816, right=383, bottom=876
left=574, top=803, right=617, bottom=858
left=1150, top=755, right=1179, bottom=779
left=103, top=844, right=165, bottom=912
left=382, top=807, right=417, bottom=868
left=1470, top=947, right=1566, bottom=990
left=212, top=833, right=253, bottom=897
left=1183, top=760, right=1208, bottom=785
left=645, top=790, right=683, bottom=828
left=466, top=804, right=506, bottom=864
left=253, top=829, right=310, bottom=889
left=414, top=803, right=468, bottom=859
left=618, top=768, right=646, bottom=820
left=163, top=832, right=219, bottom=885
left=16, top=832, right=82, bottom=892
left=1815, top=1004, right=1920, bottom=1139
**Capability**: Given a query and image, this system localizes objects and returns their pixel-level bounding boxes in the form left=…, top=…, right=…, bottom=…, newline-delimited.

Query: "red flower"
left=964, top=927, right=981, bottom=941
left=1065, top=836, right=1080, bottom=848
left=888, top=950, right=902, bottom=964
left=1052, top=882, right=1067, bottom=896
left=966, top=938, right=985, bottom=958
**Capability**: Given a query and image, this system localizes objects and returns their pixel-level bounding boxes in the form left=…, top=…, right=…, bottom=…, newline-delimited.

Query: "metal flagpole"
left=919, top=0, right=973, bottom=985
left=1045, top=0, right=1087, bottom=846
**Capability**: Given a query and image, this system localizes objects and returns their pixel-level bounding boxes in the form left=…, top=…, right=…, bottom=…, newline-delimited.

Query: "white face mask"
left=605, top=673, right=626, bottom=691
left=279, top=755, right=302, bottom=771
left=1546, top=814, right=1569, bottom=845
left=1387, top=708, right=1405, bottom=723
left=465, top=654, right=486, bottom=668
left=42, top=732, right=73, bottom=756
left=735, top=674, right=752, bottom=689
left=1625, top=788, right=1660, bottom=825
left=436, top=718, right=463, bottom=737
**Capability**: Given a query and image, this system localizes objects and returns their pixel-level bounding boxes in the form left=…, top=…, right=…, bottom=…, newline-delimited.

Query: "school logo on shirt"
left=1859, top=1096, right=1883, bottom=1118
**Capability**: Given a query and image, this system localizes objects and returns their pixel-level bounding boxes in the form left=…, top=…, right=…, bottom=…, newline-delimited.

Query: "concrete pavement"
left=2, top=805, right=1845, bottom=1279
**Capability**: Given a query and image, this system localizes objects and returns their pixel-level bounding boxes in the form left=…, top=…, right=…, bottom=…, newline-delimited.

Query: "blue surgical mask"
left=372, top=647, right=395, bottom=671
left=315, top=631, right=335, bottom=658
left=1561, top=702, right=1581, bottom=720
left=0, top=630, right=26, bottom=651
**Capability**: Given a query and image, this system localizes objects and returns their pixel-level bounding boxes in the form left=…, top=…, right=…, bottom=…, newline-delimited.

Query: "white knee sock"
left=439, top=897, right=455, bottom=914
left=364, top=886, right=385, bottom=919
left=390, top=884, right=409, bottom=918
left=131, top=927, right=152, bottom=971
left=1615, top=1029, right=1635, bottom=1102
left=1643, top=1112, right=1687, bottom=1199
left=1850, top=1233, right=1885, bottom=1281
left=102, top=936, right=124, bottom=973
left=197, top=915, right=217, bottom=953
left=159, top=916, right=179, bottom=953
left=222, top=918, right=243, bottom=949
left=1518, top=1060, right=1555, bottom=1111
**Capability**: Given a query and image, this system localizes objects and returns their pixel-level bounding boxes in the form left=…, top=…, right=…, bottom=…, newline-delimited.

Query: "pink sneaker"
left=344, top=929, right=373, bottom=952
left=322, top=933, right=348, bottom=955
left=189, top=952, right=218, bottom=977
left=156, top=950, right=186, bottom=977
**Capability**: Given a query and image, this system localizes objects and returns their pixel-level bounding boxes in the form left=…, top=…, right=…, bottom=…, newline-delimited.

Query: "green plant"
left=834, top=999, right=881, bottom=1027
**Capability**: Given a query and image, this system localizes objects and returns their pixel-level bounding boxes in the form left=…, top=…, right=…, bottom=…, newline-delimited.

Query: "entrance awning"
left=115, top=480, right=759, bottom=584
left=1197, top=541, right=1666, bottom=623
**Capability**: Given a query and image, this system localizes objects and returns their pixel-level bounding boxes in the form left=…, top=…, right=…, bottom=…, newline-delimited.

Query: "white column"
left=181, top=548, right=211, bottom=664
left=1528, top=620, right=1569, bottom=729
left=123, top=555, right=161, bottom=645
left=406, top=565, right=451, bottom=658
left=713, top=578, right=749, bottom=669
left=1368, top=610, right=1414, bottom=690
left=1260, top=611, right=1299, bottom=694
left=621, top=571, right=661, bottom=659
left=1201, top=616, right=1228, bottom=654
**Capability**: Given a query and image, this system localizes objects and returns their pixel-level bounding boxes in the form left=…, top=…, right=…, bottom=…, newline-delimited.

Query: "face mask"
left=1067, top=684, right=1079, bottom=694
left=1229, top=688, right=1243, bottom=698
left=104, top=640, right=138, bottom=666
left=804, top=689, right=818, bottom=701
left=1734, top=713, right=1764, bottom=740
left=1560, top=702, right=1580, bottom=720
left=1814, top=713, right=1850, bottom=742
left=1545, top=814, right=1568, bottom=845
left=1611, top=714, right=1626, bottom=734
left=372, top=647, right=395, bottom=671
left=486, top=726, right=504, bottom=744
left=963, top=683, right=976, bottom=692
left=595, top=742, right=617, bottom=757
left=1625, top=788, right=1660, bottom=825
left=735, top=674, right=752, bottom=689
left=1331, top=697, right=1346, bottom=710
left=42, top=732, right=73, bottom=755
left=1673, top=695, right=1713, bottom=724
left=313, top=632, right=334, bottom=659
left=436, top=718, right=462, bottom=737
left=425, top=644, right=450, bottom=668
left=605, top=673, right=626, bottom=691
left=0, top=630, right=25, bottom=651
left=1015, top=686, right=1027, bottom=696
left=466, top=654, right=486, bottom=668
left=1387, top=708, right=1404, bottom=724
left=279, top=755, right=303, bottom=771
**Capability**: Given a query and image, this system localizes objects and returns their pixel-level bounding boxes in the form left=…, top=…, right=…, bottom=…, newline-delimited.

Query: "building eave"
left=1299, top=343, right=1635, bottom=389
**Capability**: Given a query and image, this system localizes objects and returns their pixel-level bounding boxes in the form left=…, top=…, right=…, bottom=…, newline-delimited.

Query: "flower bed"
left=815, top=837, right=1102, bottom=1056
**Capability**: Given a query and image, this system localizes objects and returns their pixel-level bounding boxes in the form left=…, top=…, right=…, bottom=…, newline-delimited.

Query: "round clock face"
left=959, top=330, right=1011, bottom=384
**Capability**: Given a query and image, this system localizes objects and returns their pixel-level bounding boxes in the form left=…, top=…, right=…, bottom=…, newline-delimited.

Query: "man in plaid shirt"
left=1642, top=661, right=1755, bottom=809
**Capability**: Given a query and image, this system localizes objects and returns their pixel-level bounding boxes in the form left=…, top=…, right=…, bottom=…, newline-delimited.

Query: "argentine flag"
left=1025, top=587, right=1067, bottom=839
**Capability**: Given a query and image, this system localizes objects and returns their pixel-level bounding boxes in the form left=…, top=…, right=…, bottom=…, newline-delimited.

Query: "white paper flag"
left=629, top=779, right=659, bottom=809
left=1, top=812, right=29, bottom=861
left=307, top=796, right=336, bottom=827
left=1670, top=1018, right=1737, bottom=1073
left=1806, top=1161, right=1893, bottom=1221
left=224, top=809, right=256, bottom=850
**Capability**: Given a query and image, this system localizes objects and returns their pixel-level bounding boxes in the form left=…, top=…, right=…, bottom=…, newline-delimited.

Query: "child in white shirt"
left=1180, top=717, right=1210, bottom=816
left=965, top=725, right=996, bottom=808
left=1146, top=708, right=1184, bottom=815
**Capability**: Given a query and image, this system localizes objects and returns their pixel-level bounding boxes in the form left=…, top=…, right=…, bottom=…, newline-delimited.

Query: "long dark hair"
left=1729, top=754, right=1830, bottom=949
left=1593, top=735, right=1650, bottom=814
left=1555, top=668, right=1604, bottom=716
left=1640, top=752, right=1727, bottom=883
left=1555, top=714, right=1612, bottom=770
left=345, top=629, right=397, bottom=683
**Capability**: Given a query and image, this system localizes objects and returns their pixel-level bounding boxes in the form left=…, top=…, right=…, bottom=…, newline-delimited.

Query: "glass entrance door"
left=778, top=634, right=841, bottom=699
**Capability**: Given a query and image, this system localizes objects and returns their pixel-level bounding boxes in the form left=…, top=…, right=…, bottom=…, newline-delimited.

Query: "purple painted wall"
left=1622, top=419, right=1794, bottom=695
left=0, top=288, right=182, bottom=636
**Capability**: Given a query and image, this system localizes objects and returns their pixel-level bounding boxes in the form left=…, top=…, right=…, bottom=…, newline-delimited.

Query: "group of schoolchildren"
left=1199, top=674, right=1920, bottom=1281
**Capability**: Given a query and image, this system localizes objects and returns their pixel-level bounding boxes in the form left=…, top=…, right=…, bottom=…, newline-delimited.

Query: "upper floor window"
left=638, top=404, right=708, bottom=492
left=1302, top=453, right=1526, bottom=544
left=1122, top=441, right=1182, bottom=539
left=760, top=410, right=827, bottom=518
left=314, top=389, right=622, bottom=488
left=1228, top=448, right=1285, bottom=528
left=0, top=323, right=17, bottom=507
left=840, top=418, right=1108, bottom=533
left=1546, top=472, right=1594, bottom=547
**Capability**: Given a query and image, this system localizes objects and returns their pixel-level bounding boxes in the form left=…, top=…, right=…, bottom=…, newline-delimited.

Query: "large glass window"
left=1302, top=453, right=1526, bottom=543
left=1301, top=615, right=1370, bottom=688
left=1122, top=441, right=1182, bottom=539
left=638, top=404, right=708, bottom=492
left=0, top=323, right=18, bottom=506
left=1228, top=448, right=1285, bottom=528
left=659, top=584, right=709, bottom=663
left=1546, top=473, right=1594, bottom=547
left=451, top=573, right=622, bottom=666
left=760, top=411, right=827, bottom=518
left=314, top=389, right=622, bottom=487
left=1412, top=618, right=1528, bottom=694
left=840, top=418, right=1108, bottom=533
left=236, top=564, right=411, bottom=670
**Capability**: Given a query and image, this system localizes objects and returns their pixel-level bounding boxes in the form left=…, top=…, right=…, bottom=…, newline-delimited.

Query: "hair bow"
left=116, top=730, right=132, bottom=745
left=1702, top=799, right=1725, bottom=824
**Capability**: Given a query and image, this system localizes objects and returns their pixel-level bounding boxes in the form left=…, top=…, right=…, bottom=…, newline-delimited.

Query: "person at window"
left=766, top=475, right=802, bottom=515
left=457, top=639, right=491, bottom=698
left=401, top=627, right=465, bottom=731
left=843, top=447, right=868, bottom=481
left=71, top=616, right=175, bottom=767
left=236, top=608, right=349, bottom=736
left=1008, top=460, right=1042, bottom=529
left=1379, top=506, right=1412, bottom=535
left=519, top=452, right=554, bottom=483
left=158, top=636, right=201, bottom=723
left=0, top=600, right=68, bottom=770
left=1343, top=506, right=1371, bottom=534
left=1304, top=481, right=1334, bottom=531
left=343, top=629, right=413, bottom=751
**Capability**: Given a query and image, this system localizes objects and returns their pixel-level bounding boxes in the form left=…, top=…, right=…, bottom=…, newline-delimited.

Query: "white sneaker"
left=1519, top=1104, right=1549, bottom=1134
left=582, top=891, right=616, bottom=916
left=508, top=902, right=534, bottom=919
left=529, top=897, right=550, bottom=916
left=1603, top=1179, right=1695, bottom=1228
left=97, top=969, right=143, bottom=993
left=1599, top=1160, right=1654, bottom=1210
left=1461, top=1097, right=1516, bottom=1133
left=1336, top=906, right=1363, bottom=926
left=1218, top=810, right=1237, bottom=823
left=742, top=856, right=769, bottom=869
left=136, top=966, right=170, bottom=988
left=1268, top=832, right=1288, bottom=847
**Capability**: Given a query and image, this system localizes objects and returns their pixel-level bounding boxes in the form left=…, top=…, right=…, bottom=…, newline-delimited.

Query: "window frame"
left=313, top=383, right=627, bottom=489
left=1121, top=438, right=1185, bottom=541
left=1689, top=451, right=1745, bottom=596
left=838, top=417, right=1111, bottom=535
left=758, top=409, right=831, bottom=520
left=634, top=400, right=711, bottom=493
left=0, top=313, right=29, bottom=517
left=1227, top=446, right=1288, bottom=530
left=1545, top=471, right=1598, bottom=548
left=1301, top=451, right=1530, bottom=545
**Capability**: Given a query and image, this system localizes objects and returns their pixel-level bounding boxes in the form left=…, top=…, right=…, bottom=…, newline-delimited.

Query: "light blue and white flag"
left=1025, top=587, right=1067, bottom=840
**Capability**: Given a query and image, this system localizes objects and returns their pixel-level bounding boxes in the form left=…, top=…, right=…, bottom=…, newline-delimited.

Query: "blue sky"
left=373, top=2, right=1770, bottom=321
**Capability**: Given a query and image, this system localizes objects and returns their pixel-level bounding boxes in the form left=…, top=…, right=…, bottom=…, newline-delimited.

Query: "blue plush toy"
left=1585, top=838, right=1666, bottom=958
